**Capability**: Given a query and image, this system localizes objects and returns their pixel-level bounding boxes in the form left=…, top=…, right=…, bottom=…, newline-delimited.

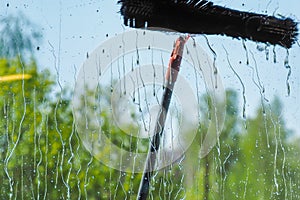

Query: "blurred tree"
left=225, top=99, right=296, bottom=200
left=0, top=13, right=41, bottom=58
left=184, top=90, right=241, bottom=199
left=0, top=56, right=143, bottom=199
left=0, top=57, right=54, bottom=199
left=184, top=91, right=300, bottom=200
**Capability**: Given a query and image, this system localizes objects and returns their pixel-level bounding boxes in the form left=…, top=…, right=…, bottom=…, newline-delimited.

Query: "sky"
left=1, top=0, right=300, bottom=136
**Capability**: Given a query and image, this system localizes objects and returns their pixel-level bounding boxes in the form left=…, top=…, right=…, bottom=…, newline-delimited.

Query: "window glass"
left=1, top=1, right=299, bottom=199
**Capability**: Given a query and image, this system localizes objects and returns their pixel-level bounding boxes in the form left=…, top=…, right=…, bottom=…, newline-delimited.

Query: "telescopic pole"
left=137, top=35, right=189, bottom=200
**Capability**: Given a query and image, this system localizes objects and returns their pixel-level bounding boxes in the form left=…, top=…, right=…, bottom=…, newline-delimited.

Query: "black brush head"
left=118, top=0, right=298, bottom=48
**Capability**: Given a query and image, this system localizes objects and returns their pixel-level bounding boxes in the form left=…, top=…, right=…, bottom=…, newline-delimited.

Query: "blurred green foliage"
left=184, top=91, right=300, bottom=200
left=1, top=56, right=300, bottom=199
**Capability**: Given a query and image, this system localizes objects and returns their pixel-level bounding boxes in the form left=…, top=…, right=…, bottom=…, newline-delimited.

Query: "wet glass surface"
left=0, top=1, right=299, bottom=199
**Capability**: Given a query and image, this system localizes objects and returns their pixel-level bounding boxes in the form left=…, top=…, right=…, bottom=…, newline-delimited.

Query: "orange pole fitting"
left=165, top=35, right=190, bottom=83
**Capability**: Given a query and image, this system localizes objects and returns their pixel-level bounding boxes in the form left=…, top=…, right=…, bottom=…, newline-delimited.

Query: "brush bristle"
left=118, top=0, right=298, bottom=48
